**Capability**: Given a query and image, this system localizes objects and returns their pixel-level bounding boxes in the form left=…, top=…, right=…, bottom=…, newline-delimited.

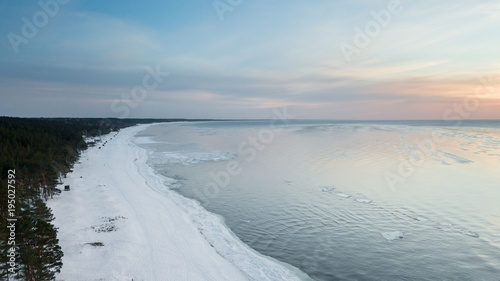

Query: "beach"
left=135, top=121, right=500, bottom=280
left=47, top=124, right=306, bottom=281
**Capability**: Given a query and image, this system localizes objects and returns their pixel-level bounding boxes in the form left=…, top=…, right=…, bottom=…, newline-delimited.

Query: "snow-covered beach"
left=47, top=124, right=308, bottom=281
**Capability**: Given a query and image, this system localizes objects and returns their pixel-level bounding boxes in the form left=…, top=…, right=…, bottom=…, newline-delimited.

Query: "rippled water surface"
left=137, top=120, right=500, bottom=280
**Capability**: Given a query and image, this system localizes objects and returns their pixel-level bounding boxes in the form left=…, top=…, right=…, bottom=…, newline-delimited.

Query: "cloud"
left=1, top=0, right=499, bottom=119
left=1, top=10, right=164, bottom=69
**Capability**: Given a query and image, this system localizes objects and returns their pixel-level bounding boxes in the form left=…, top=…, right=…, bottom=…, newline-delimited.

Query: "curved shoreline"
left=48, top=124, right=309, bottom=280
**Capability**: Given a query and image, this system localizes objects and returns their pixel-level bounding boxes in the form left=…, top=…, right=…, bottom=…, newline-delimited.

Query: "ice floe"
left=336, top=193, right=351, bottom=198
left=439, top=151, right=473, bottom=164
left=381, top=231, right=405, bottom=241
left=152, top=151, right=237, bottom=166
left=321, top=186, right=335, bottom=192
left=439, top=222, right=454, bottom=228
left=461, top=230, right=479, bottom=238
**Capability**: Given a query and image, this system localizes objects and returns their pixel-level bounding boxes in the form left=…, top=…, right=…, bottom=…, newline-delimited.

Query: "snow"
left=47, top=125, right=308, bottom=281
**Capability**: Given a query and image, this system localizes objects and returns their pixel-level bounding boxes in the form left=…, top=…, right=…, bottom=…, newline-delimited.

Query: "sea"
left=134, top=120, right=500, bottom=281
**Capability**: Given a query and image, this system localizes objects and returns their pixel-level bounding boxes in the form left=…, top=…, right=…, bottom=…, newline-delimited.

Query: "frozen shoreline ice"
left=47, top=124, right=310, bottom=281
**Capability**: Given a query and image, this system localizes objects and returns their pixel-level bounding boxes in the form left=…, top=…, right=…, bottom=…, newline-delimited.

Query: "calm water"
left=136, top=120, right=500, bottom=280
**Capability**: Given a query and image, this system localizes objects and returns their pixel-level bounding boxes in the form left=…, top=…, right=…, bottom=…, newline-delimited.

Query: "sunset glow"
left=0, top=0, right=498, bottom=119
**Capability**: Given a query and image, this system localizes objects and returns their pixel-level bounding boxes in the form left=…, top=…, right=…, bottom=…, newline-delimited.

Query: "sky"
left=0, top=0, right=499, bottom=120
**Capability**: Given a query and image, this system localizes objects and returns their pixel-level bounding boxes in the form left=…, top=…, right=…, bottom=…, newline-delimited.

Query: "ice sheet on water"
left=133, top=136, right=160, bottom=144
left=326, top=152, right=350, bottom=159
left=153, top=151, right=237, bottom=166
left=355, top=198, right=372, bottom=204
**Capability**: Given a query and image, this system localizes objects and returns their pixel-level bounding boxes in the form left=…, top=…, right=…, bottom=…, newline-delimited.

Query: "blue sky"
left=1, top=0, right=499, bottom=119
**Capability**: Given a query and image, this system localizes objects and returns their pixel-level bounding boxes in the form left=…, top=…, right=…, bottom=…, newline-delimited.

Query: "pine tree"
left=16, top=197, right=62, bottom=281
left=1, top=117, right=177, bottom=279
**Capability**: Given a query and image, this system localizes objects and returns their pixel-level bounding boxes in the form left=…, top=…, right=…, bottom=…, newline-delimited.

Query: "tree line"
left=0, top=117, right=195, bottom=280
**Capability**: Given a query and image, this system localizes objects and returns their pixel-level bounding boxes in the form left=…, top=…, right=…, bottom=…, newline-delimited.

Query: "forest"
left=0, top=117, right=192, bottom=280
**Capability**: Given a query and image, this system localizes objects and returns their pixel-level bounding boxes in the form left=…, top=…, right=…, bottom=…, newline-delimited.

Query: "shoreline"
left=48, top=124, right=309, bottom=280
